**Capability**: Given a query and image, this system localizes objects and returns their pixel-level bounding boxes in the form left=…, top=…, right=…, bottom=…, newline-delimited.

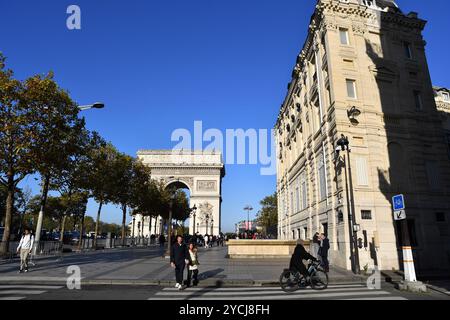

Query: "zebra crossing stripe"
left=0, top=285, right=63, bottom=290
left=149, top=290, right=394, bottom=300
left=0, top=290, right=47, bottom=295
left=0, top=297, right=26, bottom=301
left=156, top=287, right=370, bottom=297
left=162, top=284, right=365, bottom=292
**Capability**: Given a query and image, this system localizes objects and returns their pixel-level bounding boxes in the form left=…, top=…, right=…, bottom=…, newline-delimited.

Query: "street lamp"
left=244, top=205, right=253, bottom=234
left=78, top=102, right=105, bottom=111
left=211, top=217, right=214, bottom=236
left=190, top=204, right=197, bottom=235
left=335, top=134, right=360, bottom=274
left=205, top=214, right=209, bottom=236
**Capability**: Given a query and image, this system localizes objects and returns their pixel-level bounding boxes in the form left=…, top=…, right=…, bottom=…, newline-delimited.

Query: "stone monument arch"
left=137, top=150, right=225, bottom=236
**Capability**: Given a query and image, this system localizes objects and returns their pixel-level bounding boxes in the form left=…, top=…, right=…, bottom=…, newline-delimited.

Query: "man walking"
left=319, top=233, right=330, bottom=273
left=170, top=235, right=189, bottom=290
left=16, top=228, right=34, bottom=273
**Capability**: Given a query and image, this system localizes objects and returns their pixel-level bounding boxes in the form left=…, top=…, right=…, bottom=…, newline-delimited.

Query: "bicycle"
left=279, top=260, right=329, bottom=292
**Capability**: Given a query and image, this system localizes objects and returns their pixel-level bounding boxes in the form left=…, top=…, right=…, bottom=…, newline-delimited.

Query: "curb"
left=425, top=284, right=450, bottom=296
left=0, top=276, right=368, bottom=287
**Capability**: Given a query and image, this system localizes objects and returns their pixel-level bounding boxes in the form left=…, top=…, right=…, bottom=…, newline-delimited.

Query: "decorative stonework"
left=197, top=180, right=217, bottom=192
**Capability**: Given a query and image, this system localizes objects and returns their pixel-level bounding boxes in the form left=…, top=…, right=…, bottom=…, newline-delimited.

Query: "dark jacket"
left=171, top=242, right=188, bottom=265
left=318, top=238, right=330, bottom=257
left=289, top=244, right=316, bottom=271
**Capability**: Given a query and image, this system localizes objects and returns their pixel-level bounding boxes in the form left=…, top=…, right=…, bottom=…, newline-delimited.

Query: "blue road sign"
left=393, top=194, right=405, bottom=211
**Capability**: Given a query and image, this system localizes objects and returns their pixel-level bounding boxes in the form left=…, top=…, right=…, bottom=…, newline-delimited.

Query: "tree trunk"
left=78, top=211, right=86, bottom=251
left=59, top=215, right=67, bottom=246
left=121, top=204, right=127, bottom=246
left=0, top=175, right=15, bottom=256
left=34, top=174, right=51, bottom=253
left=93, top=200, right=103, bottom=249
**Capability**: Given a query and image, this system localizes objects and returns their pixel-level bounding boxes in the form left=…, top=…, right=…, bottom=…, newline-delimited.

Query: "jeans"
left=175, top=263, right=185, bottom=285
left=187, top=269, right=199, bottom=286
left=20, top=249, right=30, bottom=271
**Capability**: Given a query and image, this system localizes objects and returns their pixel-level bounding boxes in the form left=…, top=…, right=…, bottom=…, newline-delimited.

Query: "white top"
left=189, top=251, right=198, bottom=271
left=17, top=234, right=34, bottom=251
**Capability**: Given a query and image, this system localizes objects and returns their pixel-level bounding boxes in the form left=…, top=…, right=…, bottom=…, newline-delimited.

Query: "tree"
left=256, top=192, right=278, bottom=236
left=87, top=143, right=119, bottom=247
left=109, top=153, right=134, bottom=245
left=22, top=72, right=85, bottom=248
left=0, top=54, right=37, bottom=255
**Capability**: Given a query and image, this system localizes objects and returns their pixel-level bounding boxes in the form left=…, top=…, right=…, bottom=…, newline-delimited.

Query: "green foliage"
left=256, top=192, right=278, bottom=236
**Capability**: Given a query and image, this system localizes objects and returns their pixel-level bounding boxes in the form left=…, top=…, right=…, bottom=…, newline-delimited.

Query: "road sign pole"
left=400, top=218, right=417, bottom=282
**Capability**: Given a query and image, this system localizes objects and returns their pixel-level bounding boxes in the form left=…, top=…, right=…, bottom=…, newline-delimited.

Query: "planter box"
left=227, top=240, right=310, bottom=259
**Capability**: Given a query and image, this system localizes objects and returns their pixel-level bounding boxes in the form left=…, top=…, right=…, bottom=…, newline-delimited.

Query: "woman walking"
left=186, top=242, right=200, bottom=287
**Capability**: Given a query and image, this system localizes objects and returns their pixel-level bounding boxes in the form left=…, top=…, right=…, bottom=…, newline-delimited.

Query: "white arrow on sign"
left=394, top=210, right=406, bottom=221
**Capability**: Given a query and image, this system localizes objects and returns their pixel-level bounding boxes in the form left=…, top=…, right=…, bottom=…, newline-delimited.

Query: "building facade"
left=276, top=0, right=450, bottom=275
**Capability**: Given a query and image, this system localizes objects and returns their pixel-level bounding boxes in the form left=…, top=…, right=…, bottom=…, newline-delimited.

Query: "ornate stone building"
left=276, top=0, right=450, bottom=275
left=137, top=150, right=225, bottom=236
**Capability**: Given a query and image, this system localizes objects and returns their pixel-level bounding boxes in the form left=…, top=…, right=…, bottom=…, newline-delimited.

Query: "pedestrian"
left=318, top=233, right=330, bottom=273
left=159, top=234, right=166, bottom=248
left=204, top=234, right=209, bottom=249
left=16, top=227, right=34, bottom=273
left=170, top=235, right=189, bottom=290
left=311, top=232, right=320, bottom=259
left=186, top=242, right=200, bottom=287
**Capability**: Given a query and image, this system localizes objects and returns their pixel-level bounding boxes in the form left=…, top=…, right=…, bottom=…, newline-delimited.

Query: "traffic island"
left=396, top=280, right=428, bottom=293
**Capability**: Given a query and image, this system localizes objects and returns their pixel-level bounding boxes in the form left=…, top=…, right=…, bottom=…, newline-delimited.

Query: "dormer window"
left=442, top=92, right=450, bottom=102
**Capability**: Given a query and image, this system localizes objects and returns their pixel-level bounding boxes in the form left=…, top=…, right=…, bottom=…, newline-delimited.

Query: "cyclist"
left=289, top=240, right=318, bottom=281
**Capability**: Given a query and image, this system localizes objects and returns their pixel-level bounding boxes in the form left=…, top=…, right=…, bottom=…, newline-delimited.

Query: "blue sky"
left=1, top=0, right=449, bottom=232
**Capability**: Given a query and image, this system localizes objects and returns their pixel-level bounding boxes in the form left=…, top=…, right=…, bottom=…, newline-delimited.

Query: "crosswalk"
left=149, top=283, right=408, bottom=300
left=0, top=285, right=63, bottom=300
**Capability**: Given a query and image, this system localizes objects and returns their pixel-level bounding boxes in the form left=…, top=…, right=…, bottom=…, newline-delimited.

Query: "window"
left=425, top=161, right=441, bottom=191
left=346, top=79, right=357, bottom=99
left=443, top=92, right=450, bottom=102
left=290, top=192, right=294, bottom=215
left=356, top=157, right=369, bottom=186
left=295, top=187, right=300, bottom=212
left=318, top=153, right=327, bottom=201
left=413, top=91, right=423, bottom=111
left=436, top=212, right=446, bottom=222
left=301, top=180, right=308, bottom=210
left=339, top=28, right=349, bottom=45
left=303, top=227, right=308, bottom=240
left=446, top=132, right=450, bottom=159
left=403, top=42, right=413, bottom=59
left=361, top=210, right=372, bottom=220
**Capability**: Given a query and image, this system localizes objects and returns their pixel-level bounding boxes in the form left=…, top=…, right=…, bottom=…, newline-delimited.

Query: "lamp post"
left=191, top=205, right=197, bottom=235
left=164, top=193, right=176, bottom=259
left=33, top=102, right=105, bottom=255
left=335, top=134, right=360, bottom=274
left=211, top=217, right=214, bottom=236
left=244, top=205, right=253, bottom=234
left=205, top=214, right=209, bottom=236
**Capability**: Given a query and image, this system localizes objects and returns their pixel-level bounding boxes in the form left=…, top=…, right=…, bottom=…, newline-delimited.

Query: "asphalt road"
left=1, top=282, right=448, bottom=301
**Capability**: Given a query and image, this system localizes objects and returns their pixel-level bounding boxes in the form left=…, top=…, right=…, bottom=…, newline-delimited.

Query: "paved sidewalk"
left=0, top=246, right=366, bottom=286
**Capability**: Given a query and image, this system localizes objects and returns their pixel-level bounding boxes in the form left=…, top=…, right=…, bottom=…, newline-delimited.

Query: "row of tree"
left=0, top=53, right=191, bottom=255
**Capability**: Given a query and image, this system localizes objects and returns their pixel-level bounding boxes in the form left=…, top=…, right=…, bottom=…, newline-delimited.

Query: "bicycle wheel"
left=279, top=270, right=299, bottom=293
left=310, top=270, right=328, bottom=290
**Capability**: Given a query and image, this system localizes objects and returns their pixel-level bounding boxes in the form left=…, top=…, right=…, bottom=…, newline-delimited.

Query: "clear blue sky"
left=1, top=0, right=449, bottom=232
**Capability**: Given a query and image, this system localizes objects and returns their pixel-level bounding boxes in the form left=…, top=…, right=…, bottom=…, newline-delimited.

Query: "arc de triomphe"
left=137, top=150, right=225, bottom=236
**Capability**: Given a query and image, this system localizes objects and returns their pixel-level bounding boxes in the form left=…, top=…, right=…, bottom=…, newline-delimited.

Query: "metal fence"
left=1, top=236, right=161, bottom=263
